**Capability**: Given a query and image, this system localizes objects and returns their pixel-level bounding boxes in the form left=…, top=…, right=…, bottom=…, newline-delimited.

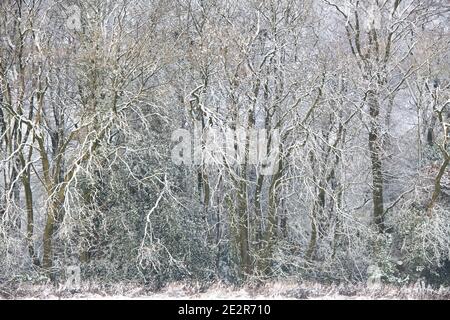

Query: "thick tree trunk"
left=42, top=205, right=56, bottom=270
left=254, top=173, right=264, bottom=250
left=22, top=174, right=37, bottom=264
left=306, top=188, right=325, bottom=261
left=261, top=157, right=282, bottom=275
left=237, top=178, right=250, bottom=277
left=367, top=90, right=385, bottom=232
left=42, top=198, right=62, bottom=271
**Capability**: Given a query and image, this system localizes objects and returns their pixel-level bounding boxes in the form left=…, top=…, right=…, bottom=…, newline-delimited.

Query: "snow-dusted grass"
left=1, top=281, right=450, bottom=300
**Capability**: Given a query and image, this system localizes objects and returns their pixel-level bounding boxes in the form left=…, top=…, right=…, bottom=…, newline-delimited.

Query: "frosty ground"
left=1, top=281, right=449, bottom=300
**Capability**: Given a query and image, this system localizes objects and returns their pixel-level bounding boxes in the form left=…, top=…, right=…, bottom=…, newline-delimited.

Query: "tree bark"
left=367, top=90, right=385, bottom=232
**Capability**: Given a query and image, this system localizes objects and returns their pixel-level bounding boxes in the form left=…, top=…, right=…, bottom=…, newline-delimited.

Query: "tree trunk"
left=42, top=201, right=58, bottom=270
left=237, top=178, right=250, bottom=277
left=367, top=90, right=385, bottom=232
left=22, top=174, right=37, bottom=264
